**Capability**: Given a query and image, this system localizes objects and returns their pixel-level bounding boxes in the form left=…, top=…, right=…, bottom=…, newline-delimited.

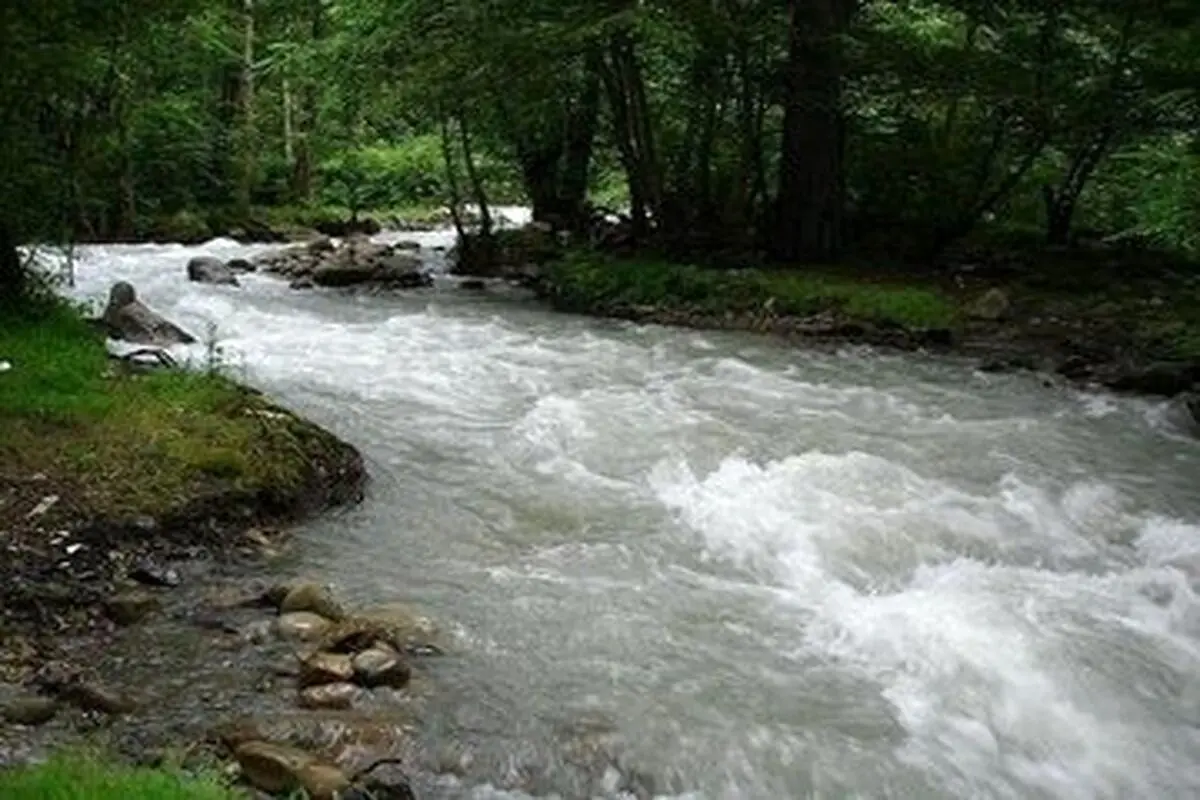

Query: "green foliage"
left=0, top=751, right=242, bottom=800
left=545, top=253, right=958, bottom=330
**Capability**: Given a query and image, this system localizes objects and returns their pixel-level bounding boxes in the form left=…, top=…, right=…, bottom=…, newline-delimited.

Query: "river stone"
left=298, top=682, right=359, bottom=710
left=101, top=281, right=196, bottom=346
left=969, top=288, right=1011, bottom=321
left=276, top=612, right=334, bottom=641
left=352, top=645, right=411, bottom=689
left=1186, top=393, right=1199, bottom=428
left=234, top=740, right=350, bottom=799
left=57, top=681, right=137, bottom=715
left=186, top=256, right=240, bottom=286
left=2, top=696, right=59, bottom=726
left=307, top=235, right=335, bottom=254
left=227, top=257, right=256, bottom=273
left=299, top=651, right=355, bottom=687
left=103, top=591, right=162, bottom=626
left=280, top=583, right=346, bottom=621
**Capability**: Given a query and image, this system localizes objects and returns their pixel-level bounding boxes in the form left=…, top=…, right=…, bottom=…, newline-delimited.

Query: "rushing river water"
left=51, top=223, right=1200, bottom=798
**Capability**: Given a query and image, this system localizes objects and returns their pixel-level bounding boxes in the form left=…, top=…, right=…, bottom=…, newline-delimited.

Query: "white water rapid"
left=48, top=226, right=1200, bottom=798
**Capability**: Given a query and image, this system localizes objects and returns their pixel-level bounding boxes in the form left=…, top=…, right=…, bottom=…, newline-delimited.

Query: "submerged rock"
left=101, top=281, right=196, bottom=346
left=298, top=682, right=360, bottom=710
left=52, top=680, right=138, bottom=715
left=2, top=696, right=59, bottom=726
left=227, top=257, right=256, bottom=273
left=186, top=256, right=240, bottom=286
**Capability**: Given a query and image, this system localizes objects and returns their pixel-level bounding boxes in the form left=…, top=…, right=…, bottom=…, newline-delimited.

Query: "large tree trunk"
left=233, top=0, right=257, bottom=220
left=772, top=0, right=851, bottom=263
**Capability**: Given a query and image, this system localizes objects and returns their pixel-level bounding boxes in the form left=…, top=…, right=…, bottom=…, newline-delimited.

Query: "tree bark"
left=234, top=0, right=256, bottom=219
left=772, top=0, right=851, bottom=263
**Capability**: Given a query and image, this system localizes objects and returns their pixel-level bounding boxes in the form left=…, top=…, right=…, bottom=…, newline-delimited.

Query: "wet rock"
left=290, top=277, right=315, bottom=290
left=345, top=776, right=417, bottom=800
left=460, top=279, right=486, bottom=291
left=55, top=681, right=138, bottom=715
left=393, top=240, right=421, bottom=251
left=130, top=561, right=180, bottom=588
left=298, top=682, right=359, bottom=710
left=308, top=235, right=336, bottom=254
left=101, top=281, right=196, bottom=346
left=352, top=646, right=411, bottom=689
left=280, top=583, right=346, bottom=621
left=969, top=288, right=1011, bottom=321
left=186, top=256, right=240, bottom=286
left=276, top=612, right=335, bottom=642
left=378, top=253, right=432, bottom=288
left=1104, top=361, right=1200, bottom=397
left=103, top=590, right=162, bottom=626
left=319, top=605, right=441, bottom=657
left=1186, top=393, right=1199, bottom=427
left=233, top=740, right=350, bottom=799
left=312, top=262, right=380, bottom=288
left=227, top=257, right=256, bottom=273
left=299, top=652, right=355, bottom=687
left=2, top=696, right=59, bottom=726
left=241, top=619, right=275, bottom=645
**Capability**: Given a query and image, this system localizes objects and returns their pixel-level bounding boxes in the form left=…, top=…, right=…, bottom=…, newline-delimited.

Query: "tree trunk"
left=772, top=0, right=850, bottom=263
left=0, top=221, right=25, bottom=306
left=458, top=113, right=492, bottom=237
left=234, top=0, right=256, bottom=220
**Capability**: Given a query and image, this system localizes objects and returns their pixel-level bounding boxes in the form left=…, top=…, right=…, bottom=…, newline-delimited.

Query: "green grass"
left=0, top=752, right=242, bottom=800
left=544, top=253, right=959, bottom=330
left=0, top=303, right=326, bottom=520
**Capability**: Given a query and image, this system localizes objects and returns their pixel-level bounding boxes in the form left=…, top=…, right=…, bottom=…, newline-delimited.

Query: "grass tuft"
left=0, top=302, right=318, bottom=520
left=0, top=751, right=242, bottom=800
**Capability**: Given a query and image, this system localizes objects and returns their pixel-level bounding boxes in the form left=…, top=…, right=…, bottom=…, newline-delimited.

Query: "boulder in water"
left=186, top=256, right=240, bottom=286
left=101, top=282, right=196, bottom=346
left=227, top=257, right=256, bottom=273
left=279, top=582, right=346, bottom=621
left=275, top=611, right=334, bottom=641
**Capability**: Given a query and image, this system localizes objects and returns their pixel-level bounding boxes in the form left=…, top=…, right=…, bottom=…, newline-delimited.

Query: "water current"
left=52, top=220, right=1200, bottom=798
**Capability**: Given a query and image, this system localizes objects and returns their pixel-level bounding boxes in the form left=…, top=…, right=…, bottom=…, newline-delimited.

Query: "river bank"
left=454, top=226, right=1200, bottom=418
left=0, top=302, right=384, bottom=795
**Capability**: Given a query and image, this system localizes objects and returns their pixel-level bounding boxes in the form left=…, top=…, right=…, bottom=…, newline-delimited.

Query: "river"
left=57, top=225, right=1200, bottom=799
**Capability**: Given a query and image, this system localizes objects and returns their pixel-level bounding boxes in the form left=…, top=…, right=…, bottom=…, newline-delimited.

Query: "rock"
left=276, top=612, right=335, bottom=642
left=227, top=258, right=256, bottom=273
left=299, top=651, right=355, bottom=687
left=321, top=606, right=442, bottom=656
left=130, top=561, right=180, bottom=588
left=2, top=696, right=59, bottom=726
left=307, top=235, right=335, bottom=254
left=279, top=583, right=346, bottom=621
left=55, top=681, right=137, bottom=715
left=186, top=256, right=240, bottom=286
left=233, top=740, right=350, bottom=800
left=352, top=645, right=411, bottom=689
left=312, top=262, right=379, bottom=288
left=460, top=279, right=486, bottom=291
left=345, top=777, right=417, bottom=800
left=1105, top=361, right=1200, bottom=397
left=103, top=591, right=162, bottom=626
left=1186, top=394, right=1199, bottom=427
left=393, top=240, right=421, bottom=251
left=101, top=282, right=196, bottom=345
left=290, top=277, right=315, bottom=290
left=969, top=288, right=1011, bottom=321
left=298, top=682, right=359, bottom=710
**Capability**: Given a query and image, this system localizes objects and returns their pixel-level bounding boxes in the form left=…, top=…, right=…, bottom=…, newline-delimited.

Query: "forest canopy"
left=3, top=0, right=1199, bottom=301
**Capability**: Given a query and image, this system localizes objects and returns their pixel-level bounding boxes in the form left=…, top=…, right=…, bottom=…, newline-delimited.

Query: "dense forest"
left=3, top=0, right=1200, bottom=303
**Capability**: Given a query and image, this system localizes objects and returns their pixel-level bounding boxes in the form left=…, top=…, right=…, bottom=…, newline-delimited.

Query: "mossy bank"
left=0, top=303, right=366, bottom=640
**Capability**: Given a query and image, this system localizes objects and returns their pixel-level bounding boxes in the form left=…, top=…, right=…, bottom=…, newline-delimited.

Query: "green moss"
left=0, top=752, right=243, bottom=800
left=544, top=253, right=959, bottom=330
left=0, top=303, right=319, bottom=520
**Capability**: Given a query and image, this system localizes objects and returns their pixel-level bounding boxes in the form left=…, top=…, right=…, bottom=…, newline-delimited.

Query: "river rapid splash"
left=53, top=228, right=1200, bottom=799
